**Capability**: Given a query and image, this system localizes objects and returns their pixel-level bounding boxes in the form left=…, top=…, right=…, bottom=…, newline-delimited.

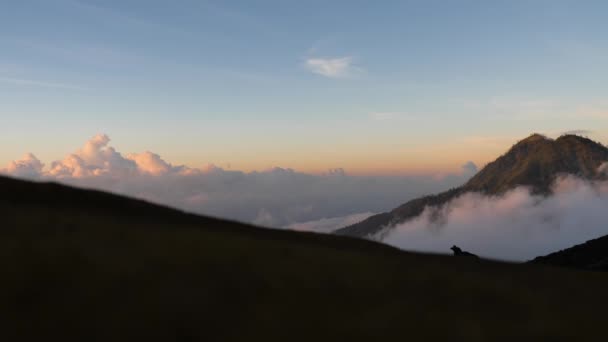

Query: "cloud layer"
left=384, top=176, right=608, bottom=262
left=1, top=134, right=476, bottom=230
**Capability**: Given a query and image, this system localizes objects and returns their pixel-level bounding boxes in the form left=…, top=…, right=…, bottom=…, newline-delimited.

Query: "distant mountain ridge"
left=335, top=134, right=608, bottom=238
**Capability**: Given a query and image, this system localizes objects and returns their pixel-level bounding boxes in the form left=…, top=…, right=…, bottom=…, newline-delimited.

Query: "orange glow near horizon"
left=178, top=140, right=509, bottom=176
left=9, top=131, right=602, bottom=177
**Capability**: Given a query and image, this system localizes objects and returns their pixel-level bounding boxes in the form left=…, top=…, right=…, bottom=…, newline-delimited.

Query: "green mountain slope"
left=2, top=175, right=608, bottom=340
left=336, top=134, right=608, bottom=237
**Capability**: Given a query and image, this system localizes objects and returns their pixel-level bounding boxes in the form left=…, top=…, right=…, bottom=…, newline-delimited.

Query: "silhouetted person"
left=451, top=245, right=479, bottom=258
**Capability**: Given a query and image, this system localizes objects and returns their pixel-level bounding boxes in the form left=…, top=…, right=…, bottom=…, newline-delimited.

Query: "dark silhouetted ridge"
left=530, top=234, right=608, bottom=271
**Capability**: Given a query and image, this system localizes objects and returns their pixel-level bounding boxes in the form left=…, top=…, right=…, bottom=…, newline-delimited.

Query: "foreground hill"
left=2, top=175, right=608, bottom=340
left=335, top=134, right=608, bottom=237
left=530, top=233, right=608, bottom=271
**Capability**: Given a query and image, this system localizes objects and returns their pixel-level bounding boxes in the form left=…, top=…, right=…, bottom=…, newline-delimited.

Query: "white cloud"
left=383, top=176, right=608, bottom=262
left=0, top=134, right=475, bottom=229
left=286, top=212, right=375, bottom=233
left=305, top=57, right=358, bottom=78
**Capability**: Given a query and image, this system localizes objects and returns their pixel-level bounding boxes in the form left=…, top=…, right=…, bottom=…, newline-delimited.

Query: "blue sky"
left=1, top=0, right=608, bottom=173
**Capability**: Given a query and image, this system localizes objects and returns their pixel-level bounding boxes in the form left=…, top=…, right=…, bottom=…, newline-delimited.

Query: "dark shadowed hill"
left=530, top=233, right=608, bottom=271
left=335, top=134, right=608, bottom=238
left=3, top=175, right=608, bottom=340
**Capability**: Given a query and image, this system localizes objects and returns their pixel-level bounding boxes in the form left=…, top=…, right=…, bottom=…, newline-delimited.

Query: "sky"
left=2, top=0, right=608, bottom=175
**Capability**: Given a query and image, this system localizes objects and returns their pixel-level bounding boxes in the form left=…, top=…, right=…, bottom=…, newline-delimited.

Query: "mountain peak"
left=336, top=133, right=608, bottom=238
left=520, top=133, right=550, bottom=143
left=464, top=133, right=608, bottom=195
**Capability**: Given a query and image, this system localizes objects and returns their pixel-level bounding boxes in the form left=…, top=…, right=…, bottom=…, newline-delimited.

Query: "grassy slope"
left=530, top=233, right=608, bottom=271
left=1, top=176, right=608, bottom=341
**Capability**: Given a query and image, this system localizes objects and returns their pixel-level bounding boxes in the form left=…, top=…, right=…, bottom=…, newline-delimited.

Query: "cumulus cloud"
left=383, top=176, right=608, bottom=262
left=127, top=151, right=192, bottom=176
left=48, top=134, right=139, bottom=178
left=1, top=153, right=44, bottom=179
left=39, top=134, right=192, bottom=179
left=0, top=134, right=475, bottom=231
left=305, top=57, right=358, bottom=78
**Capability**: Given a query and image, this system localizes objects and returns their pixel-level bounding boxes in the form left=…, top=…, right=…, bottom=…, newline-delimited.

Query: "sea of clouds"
left=383, top=175, right=608, bottom=261
left=1, top=134, right=477, bottom=231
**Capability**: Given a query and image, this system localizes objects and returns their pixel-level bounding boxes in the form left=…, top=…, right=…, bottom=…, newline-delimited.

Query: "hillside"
left=2, top=175, right=608, bottom=340
left=336, top=134, right=608, bottom=237
left=530, top=233, right=608, bottom=271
